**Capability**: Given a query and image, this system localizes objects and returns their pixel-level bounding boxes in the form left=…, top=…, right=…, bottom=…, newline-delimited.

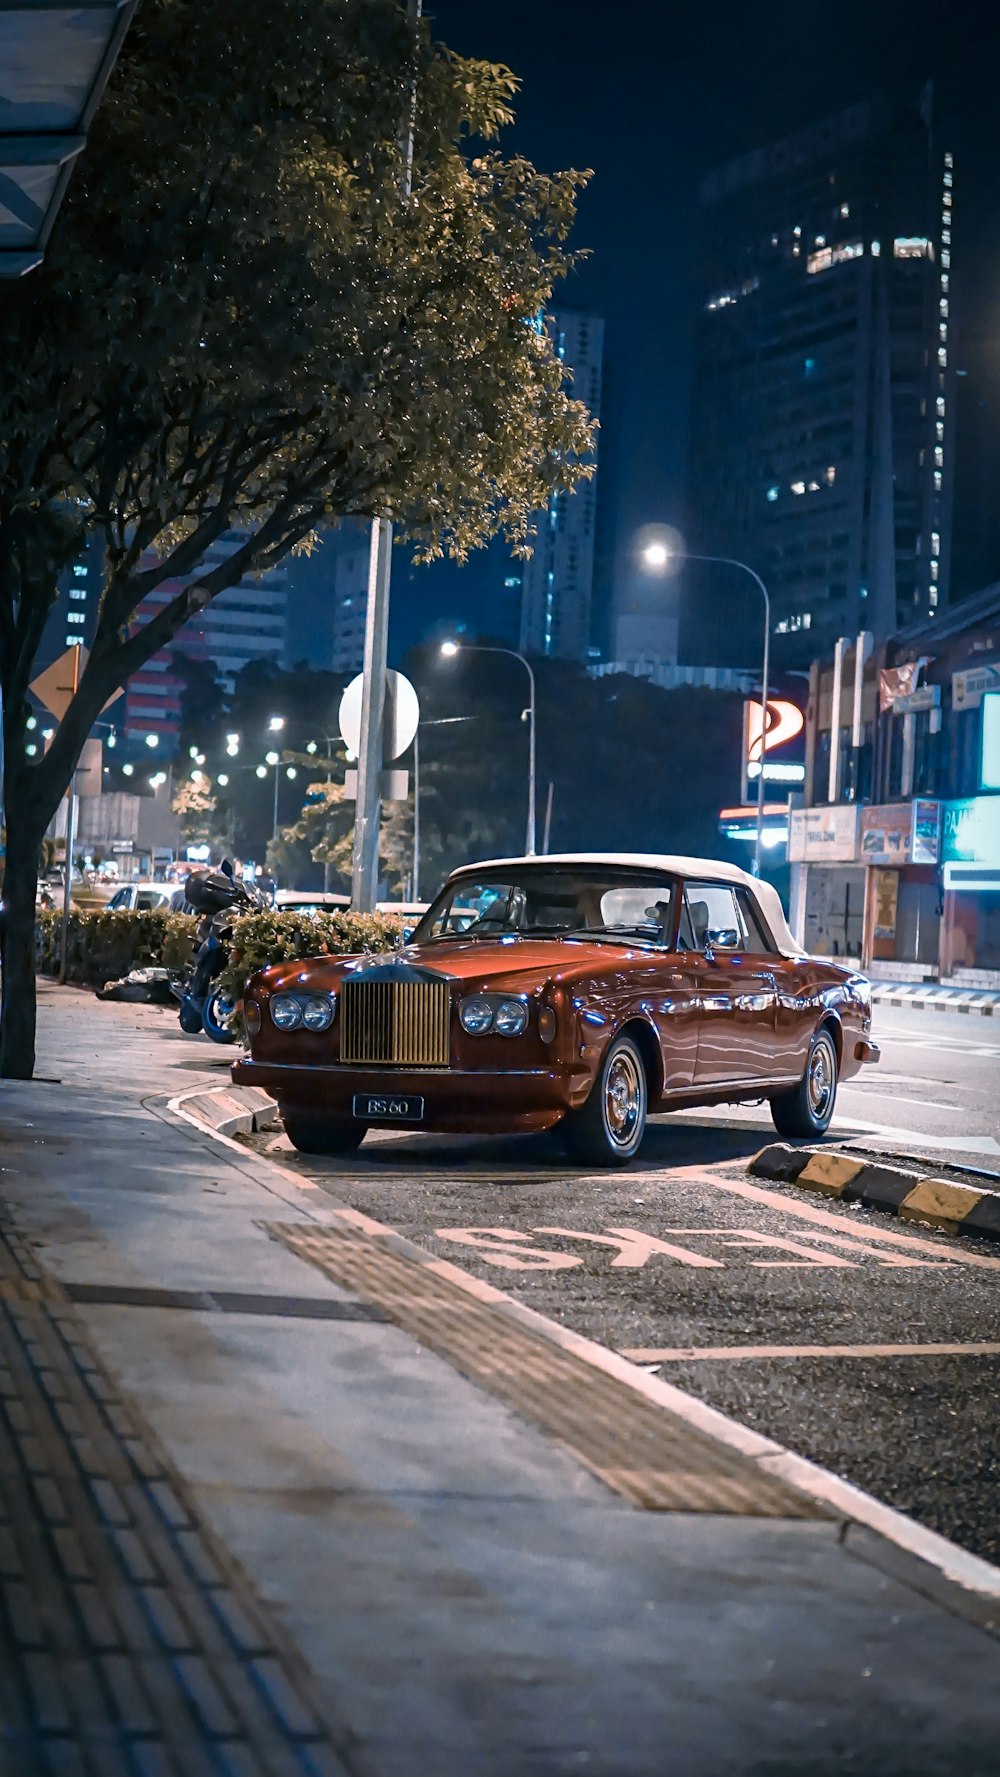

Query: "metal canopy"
left=0, top=0, right=138, bottom=276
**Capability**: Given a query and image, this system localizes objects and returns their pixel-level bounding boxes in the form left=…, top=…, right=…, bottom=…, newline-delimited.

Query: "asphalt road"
left=244, top=1001, right=1000, bottom=1565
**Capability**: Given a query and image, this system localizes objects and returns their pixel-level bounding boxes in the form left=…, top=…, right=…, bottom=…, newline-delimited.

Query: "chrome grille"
left=340, top=978, right=451, bottom=1068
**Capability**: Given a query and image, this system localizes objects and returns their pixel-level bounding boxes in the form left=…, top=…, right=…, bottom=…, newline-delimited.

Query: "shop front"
left=940, top=796, right=1000, bottom=981
left=788, top=805, right=863, bottom=958
left=859, top=800, right=941, bottom=974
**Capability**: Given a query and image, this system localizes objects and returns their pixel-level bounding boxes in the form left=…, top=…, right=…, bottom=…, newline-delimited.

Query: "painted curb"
left=750, top=1144, right=1000, bottom=1241
left=179, top=1084, right=279, bottom=1141
left=871, top=986, right=998, bottom=1017
left=163, top=1083, right=1000, bottom=1611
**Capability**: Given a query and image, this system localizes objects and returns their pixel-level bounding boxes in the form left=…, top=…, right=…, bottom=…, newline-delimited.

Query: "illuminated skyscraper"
left=686, top=94, right=954, bottom=664
left=519, top=308, right=603, bottom=661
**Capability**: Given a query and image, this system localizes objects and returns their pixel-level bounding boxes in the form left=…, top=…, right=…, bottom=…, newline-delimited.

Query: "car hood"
left=254, top=935, right=640, bottom=997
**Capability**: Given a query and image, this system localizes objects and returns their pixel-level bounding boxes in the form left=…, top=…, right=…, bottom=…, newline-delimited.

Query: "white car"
left=105, top=883, right=174, bottom=913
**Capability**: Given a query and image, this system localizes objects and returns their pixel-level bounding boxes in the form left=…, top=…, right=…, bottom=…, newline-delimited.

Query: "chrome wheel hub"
left=807, top=1040, right=834, bottom=1117
left=604, top=1051, right=643, bottom=1146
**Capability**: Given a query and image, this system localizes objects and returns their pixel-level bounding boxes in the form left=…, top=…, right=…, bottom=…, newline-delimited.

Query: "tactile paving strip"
left=264, top=1220, right=823, bottom=1520
left=0, top=1206, right=368, bottom=1776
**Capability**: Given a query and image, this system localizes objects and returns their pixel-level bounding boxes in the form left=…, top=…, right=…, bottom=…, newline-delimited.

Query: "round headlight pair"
left=458, top=995, right=528, bottom=1037
left=270, top=993, right=335, bottom=1032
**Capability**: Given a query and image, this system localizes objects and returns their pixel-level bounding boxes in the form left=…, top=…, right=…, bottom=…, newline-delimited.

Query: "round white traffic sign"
left=339, top=670, right=420, bottom=762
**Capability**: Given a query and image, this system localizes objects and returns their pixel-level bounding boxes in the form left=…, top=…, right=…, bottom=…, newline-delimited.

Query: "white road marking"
left=679, top=1169, right=1000, bottom=1270
left=622, top=1342, right=1000, bottom=1362
left=833, top=1117, right=1000, bottom=1155
left=534, top=1226, right=724, bottom=1268
left=838, top=1089, right=964, bottom=1113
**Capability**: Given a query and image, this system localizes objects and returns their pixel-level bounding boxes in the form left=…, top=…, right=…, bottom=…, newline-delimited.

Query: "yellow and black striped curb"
left=749, top=1144, right=1000, bottom=1241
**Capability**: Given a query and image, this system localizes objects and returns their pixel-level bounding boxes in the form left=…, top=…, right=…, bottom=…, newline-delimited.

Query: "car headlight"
left=301, top=995, right=335, bottom=1031
left=493, top=998, right=528, bottom=1036
left=459, top=996, right=494, bottom=1035
left=271, top=994, right=303, bottom=1030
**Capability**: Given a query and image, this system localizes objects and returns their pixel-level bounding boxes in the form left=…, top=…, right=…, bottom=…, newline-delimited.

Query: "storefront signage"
left=942, top=797, right=1000, bottom=867
left=789, top=804, right=860, bottom=863
left=953, top=664, right=1000, bottom=713
left=741, top=698, right=806, bottom=801
left=981, top=693, right=1000, bottom=792
left=893, top=683, right=940, bottom=715
left=860, top=800, right=941, bottom=866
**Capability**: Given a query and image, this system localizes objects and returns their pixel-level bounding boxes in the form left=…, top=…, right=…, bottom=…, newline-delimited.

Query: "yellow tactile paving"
left=263, top=1218, right=825, bottom=1521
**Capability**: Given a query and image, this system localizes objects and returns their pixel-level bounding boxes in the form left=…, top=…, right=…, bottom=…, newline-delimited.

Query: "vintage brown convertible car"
left=232, top=853, right=880, bottom=1167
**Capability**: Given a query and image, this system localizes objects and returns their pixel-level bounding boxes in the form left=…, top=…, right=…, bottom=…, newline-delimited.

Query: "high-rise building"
left=519, top=308, right=603, bottom=661
left=686, top=95, right=954, bottom=666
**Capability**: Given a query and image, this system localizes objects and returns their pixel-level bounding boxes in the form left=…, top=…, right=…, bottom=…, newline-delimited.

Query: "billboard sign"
left=942, top=797, right=1000, bottom=867
left=789, top=804, right=860, bottom=863
left=953, top=664, right=1000, bottom=713
left=741, top=698, right=805, bottom=800
left=860, top=800, right=940, bottom=866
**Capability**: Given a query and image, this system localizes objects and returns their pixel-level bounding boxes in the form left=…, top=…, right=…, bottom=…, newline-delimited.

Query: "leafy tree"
left=269, top=780, right=414, bottom=897
left=0, top=0, right=593, bottom=1075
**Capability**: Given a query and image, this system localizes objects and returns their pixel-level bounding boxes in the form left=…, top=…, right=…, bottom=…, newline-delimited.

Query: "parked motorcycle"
left=171, top=860, right=269, bottom=1043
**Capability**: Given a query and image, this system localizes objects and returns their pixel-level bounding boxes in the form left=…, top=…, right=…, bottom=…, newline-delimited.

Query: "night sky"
left=394, top=0, right=1000, bottom=655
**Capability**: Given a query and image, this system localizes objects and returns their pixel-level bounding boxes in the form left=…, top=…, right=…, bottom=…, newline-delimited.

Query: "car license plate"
left=352, top=1093, right=424, bottom=1122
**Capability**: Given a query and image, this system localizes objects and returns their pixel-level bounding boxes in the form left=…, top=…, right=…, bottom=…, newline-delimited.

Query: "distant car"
left=234, top=852, right=880, bottom=1166
left=274, top=890, right=350, bottom=915
left=105, top=883, right=173, bottom=913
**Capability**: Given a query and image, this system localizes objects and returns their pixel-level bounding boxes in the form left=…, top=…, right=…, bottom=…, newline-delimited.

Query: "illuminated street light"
left=195, top=752, right=206, bottom=765
left=149, top=771, right=166, bottom=788
left=286, top=766, right=297, bottom=780
left=306, top=740, right=318, bottom=755
left=255, top=764, right=267, bottom=779
left=440, top=639, right=536, bottom=853
left=265, top=750, right=279, bottom=766
left=122, top=763, right=134, bottom=777
left=189, top=745, right=198, bottom=759
left=638, top=530, right=771, bottom=877
left=26, top=715, right=37, bottom=730
left=145, top=733, right=159, bottom=749
left=268, top=715, right=285, bottom=733
left=217, top=773, right=229, bottom=787
left=190, top=769, right=204, bottom=784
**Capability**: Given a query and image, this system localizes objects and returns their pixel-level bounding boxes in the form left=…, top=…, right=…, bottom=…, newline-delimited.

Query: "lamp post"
left=440, top=641, right=537, bottom=855
left=641, top=544, right=771, bottom=877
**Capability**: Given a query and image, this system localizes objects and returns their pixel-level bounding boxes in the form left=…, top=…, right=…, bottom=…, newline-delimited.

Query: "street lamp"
left=440, top=641, right=537, bottom=854
left=265, top=748, right=282, bottom=840
left=641, top=540, right=771, bottom=878
left=268, top=715, right=285, bottom=734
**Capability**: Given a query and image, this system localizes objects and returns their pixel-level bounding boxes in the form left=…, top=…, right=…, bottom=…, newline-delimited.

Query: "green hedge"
left=36, top=907, right=402, bottom=1021
left=218, top=909, right=402, bottom=1016
left=35, top=908, right=197, bottom=986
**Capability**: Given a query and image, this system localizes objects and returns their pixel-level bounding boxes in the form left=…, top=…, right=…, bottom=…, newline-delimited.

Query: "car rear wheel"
left=282, top=1114, right=367, bottom=1157
left=770, top=1026, right=839, bottom=1139
left=562, top=1033, right=648, bottom=1168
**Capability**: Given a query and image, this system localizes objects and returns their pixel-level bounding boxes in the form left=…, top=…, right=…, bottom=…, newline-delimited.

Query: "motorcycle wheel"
left=203, top=990, right=236, bottom=1045
left=178, top=999, right=204, bottom=1034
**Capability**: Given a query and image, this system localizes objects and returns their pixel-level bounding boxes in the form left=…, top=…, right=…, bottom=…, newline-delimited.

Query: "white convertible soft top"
left=447, top=852, right=807, bottom=960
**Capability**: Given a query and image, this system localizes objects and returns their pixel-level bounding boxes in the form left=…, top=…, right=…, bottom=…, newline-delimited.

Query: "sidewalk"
left=2, top=982, right=1000, bottom=1774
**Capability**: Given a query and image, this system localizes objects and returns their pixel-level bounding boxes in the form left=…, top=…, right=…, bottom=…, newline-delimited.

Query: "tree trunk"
left=0, top=795, right=45, bottom=1079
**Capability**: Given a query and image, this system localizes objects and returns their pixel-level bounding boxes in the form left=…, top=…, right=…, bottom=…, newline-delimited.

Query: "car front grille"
left=340, top=978, right=451, bottom=1068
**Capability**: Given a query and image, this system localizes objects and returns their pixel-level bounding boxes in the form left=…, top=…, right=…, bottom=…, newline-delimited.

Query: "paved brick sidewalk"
left=0, top=1197, right=362, bottom=1777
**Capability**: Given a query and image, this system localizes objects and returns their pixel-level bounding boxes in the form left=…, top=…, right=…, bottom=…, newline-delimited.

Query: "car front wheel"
left=562, top=1033, right=648, bottom=1168
left=282, top=1114, right=367, bottom=1157
left=770, top=1026, right=839, bottom=1139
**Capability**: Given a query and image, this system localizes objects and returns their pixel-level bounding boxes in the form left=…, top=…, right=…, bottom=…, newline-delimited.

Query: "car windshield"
left=412, top=867, right=679, bottom=947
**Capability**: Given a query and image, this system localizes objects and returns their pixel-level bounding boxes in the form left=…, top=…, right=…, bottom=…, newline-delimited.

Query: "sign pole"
left=57, top=645, right=82, bottom=983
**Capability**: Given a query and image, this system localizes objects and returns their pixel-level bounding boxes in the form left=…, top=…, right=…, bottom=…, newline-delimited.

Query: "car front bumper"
left=231, top=1056, right=586, bottom=1134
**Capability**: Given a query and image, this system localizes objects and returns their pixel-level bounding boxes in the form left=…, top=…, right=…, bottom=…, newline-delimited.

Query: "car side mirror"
left=705, top=927, right=739, bottom=953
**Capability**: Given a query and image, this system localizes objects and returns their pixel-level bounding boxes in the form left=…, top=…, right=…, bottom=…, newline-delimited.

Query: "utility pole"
left=351, top=0, right=422, bottom=912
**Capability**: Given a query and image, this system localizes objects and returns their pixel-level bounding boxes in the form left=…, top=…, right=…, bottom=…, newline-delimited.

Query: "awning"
left=0, top=0, right=138, bottom=276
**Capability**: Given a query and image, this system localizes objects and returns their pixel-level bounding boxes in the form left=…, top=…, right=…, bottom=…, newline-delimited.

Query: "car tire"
left=562, top=1033, right=648, bottom=1168
left=770, top=1026, right=839, bottom=1139
left=282, top=1114, right=367, bottom=1157
left=203, top=990, right=236, bottom=1044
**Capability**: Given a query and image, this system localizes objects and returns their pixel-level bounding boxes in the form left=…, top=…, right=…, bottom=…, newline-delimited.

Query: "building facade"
left=790, top=584, right=1000, bottom=982
left=519, top=309, right=603, bottom=661
left=687, top=95, right=954, bottom=668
